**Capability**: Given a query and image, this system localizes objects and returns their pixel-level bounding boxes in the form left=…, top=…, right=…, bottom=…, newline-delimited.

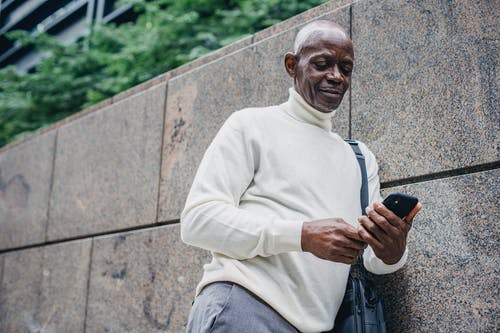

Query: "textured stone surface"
left=158, top=8, right=351, bottom=222
left=0, top=240, right=91, bottom=332
left=351, top=0, right=499, bottom=182
left=253, top=0, right=353, bottom=43
left=0, top=130, right=55, bottom=250
left=0, top=2, right=497, bottom=333
left=372, top=169, right=499, bottom=332
left=85, top=224, right=210, bottom=333
left=167, top=36, right=254, bottom=80
left=48, top=83, right=166, bottom=240
left=109, top=36, right=254, bottom=107
left=0, top=254, right=4, bottom=292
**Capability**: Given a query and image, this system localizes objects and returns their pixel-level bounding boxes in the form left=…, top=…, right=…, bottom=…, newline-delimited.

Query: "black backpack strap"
left=344, top=139, right=370, bottom=272
left=344, top=139, right=369, bottom=215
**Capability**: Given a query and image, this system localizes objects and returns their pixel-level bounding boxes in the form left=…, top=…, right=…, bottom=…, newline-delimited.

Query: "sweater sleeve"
left=180, top=113, right=304, bottom=259
left=359, top=143, right=408, bottom=274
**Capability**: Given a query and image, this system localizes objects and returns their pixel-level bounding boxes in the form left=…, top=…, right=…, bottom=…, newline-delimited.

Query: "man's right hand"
left=301, top=218, right=366, bottom=264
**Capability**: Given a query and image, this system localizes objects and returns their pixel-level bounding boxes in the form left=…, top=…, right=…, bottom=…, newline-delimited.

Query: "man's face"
left=289, top=30, right=354, bottom=113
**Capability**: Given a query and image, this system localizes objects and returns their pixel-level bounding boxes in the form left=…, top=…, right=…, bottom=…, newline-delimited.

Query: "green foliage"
left=0, top=0, right=327, bottom=146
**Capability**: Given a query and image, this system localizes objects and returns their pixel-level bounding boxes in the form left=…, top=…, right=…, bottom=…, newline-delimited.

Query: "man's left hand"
left=357, top=201, right=422, bottom=265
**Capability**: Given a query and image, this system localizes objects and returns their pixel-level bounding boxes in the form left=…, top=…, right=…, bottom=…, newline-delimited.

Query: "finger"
left=404, top=202, right=423, bottom=225
left=344, top=237, right=367, bottom=251
left=366, top=207, right=401, bottom=240
left=332, top=230, right=366, bottom=251
left=358, top=216, right=385, bottom=243
left=365, top=206, right=399, bottom=237
left=341, top=247, right=364, bottom=259
left=373, top=202, right=405, bottom=230
left=341, top=223, right=365, bottom=242
left=330, top=219, right=367, bottom=250
left=357, top=224, right=383, bottom=250
left=329, top=244, right=363, bottom=262
left=335, top=254, right=360, bottom=265
left=398, top=203, right=422, bottom=234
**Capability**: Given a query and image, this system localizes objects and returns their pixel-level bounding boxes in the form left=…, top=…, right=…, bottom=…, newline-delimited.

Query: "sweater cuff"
left=272, top=218, right=304, bottom=253
left=364, top=246, right=408, bottom=275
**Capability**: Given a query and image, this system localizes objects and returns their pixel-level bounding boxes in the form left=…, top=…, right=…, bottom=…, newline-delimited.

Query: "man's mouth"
left=318, top=88, right=343, bottom=97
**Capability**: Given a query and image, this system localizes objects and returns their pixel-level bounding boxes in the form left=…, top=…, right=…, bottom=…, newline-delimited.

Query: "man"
left=181, top=20, right=422, bottom=332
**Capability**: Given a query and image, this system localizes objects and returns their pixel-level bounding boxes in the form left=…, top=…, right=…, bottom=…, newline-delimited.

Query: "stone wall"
left=0, top=0, right=498, bottom=332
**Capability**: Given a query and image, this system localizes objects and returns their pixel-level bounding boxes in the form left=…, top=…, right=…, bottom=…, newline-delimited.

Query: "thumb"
left=404, top=202, right=423, bottom=226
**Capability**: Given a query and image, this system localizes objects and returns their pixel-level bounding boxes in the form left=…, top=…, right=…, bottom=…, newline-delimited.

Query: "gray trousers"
left=186, top=282, right=299, bottom=333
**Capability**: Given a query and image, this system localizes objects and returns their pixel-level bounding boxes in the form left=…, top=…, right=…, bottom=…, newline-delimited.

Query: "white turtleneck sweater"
left=181, top=88, right=407, bottom=333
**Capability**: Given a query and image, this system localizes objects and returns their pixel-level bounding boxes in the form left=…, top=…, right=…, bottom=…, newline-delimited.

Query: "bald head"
left=293, top=20, right=350, bottom=55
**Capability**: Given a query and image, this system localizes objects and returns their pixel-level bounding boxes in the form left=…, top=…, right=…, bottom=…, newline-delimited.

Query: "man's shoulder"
left=345, top=139, right=379, bottom=171
left=234, top=104, right=283, bottom=118
left=226, top=104, right=284, bottom=127
left=357, top=140, right=376, bottom=158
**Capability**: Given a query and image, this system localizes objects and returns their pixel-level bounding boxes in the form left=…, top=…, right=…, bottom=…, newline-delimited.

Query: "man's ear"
left=284, top=52, right=297, bottom=78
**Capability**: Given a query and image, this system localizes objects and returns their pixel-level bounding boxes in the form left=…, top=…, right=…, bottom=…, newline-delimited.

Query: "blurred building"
left=0, top=0, right=136, bottom=72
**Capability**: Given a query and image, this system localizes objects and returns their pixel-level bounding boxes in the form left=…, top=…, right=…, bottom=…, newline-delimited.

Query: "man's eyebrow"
left=308, top=52, right=354, bottom=64
left=299, top=45, right=323, bottom=55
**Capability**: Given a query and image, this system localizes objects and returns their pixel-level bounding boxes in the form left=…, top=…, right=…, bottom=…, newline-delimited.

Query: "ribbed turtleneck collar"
left=282, top=87, right=336, bottom=131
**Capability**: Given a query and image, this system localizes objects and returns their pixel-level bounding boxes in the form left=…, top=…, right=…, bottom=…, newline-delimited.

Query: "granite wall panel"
left=47, top=83, right=166, bottom=240
left=0, top=240, right=91, bottom=332
left=158, top=7, right=351, bottom=222
left=252, top=0, right=354, bottom=43
left=351, top=0, right=499, bottom=182
left=373, top=169, right=499, bottom=332
left=0, top=254, right=4, bottom=294
left=0, top=1, right=497, bottom=333
left=0, top=130, right=55, bottom=250
left=110, top=36, right=253, bottom=105
left=85, top=224, right=210, bottom=333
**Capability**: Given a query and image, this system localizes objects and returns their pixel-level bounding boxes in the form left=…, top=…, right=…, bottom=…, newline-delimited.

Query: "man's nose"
left=325, top=66, right=342, bottom=82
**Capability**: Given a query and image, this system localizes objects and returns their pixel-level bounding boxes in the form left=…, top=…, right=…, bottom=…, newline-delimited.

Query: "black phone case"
left=382, top=192, right=419, bottom=218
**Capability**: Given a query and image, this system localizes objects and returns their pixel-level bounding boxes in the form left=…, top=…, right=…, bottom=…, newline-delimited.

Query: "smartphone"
left=382, top=192, right=419, bottom=219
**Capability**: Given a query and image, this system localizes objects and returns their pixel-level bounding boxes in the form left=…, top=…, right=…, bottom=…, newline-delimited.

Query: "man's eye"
left=341, top=66, right=352, bottom=75
left=314, top=62, right=328, bottom=69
